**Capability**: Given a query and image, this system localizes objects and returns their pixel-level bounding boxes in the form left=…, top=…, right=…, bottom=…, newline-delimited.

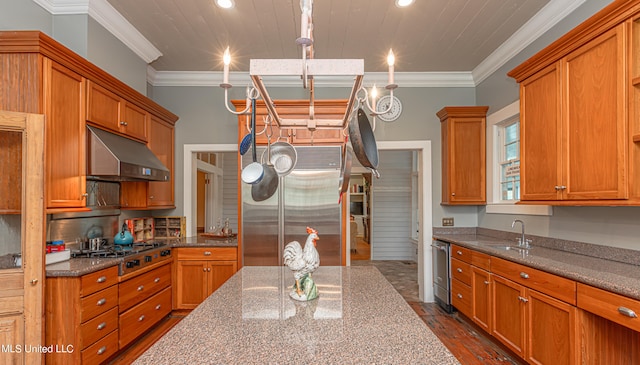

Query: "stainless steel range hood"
left=87, top=126, right=169, bottom=181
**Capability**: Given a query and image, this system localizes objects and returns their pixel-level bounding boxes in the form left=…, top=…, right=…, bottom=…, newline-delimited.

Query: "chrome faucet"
left=511, top=219, right=530, bottom=248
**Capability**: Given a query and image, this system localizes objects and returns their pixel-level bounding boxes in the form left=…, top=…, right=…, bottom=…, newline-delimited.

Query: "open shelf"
left=154, top=216, right=186, bottom=239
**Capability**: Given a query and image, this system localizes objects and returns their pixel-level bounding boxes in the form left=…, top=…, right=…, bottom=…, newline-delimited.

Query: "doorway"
left=184, top=141, right=433, bottom=302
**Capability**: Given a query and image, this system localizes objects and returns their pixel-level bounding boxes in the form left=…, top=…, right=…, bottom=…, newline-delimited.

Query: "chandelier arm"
left=222, top=87, right=251, bottom=115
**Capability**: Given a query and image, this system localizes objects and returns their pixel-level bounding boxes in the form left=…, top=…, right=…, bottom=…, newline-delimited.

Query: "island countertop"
left=133, top=266, right=459, bottom=365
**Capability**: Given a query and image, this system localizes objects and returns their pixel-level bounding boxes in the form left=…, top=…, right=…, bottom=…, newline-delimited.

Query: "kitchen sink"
left=491, top=245, right=532, bottom=256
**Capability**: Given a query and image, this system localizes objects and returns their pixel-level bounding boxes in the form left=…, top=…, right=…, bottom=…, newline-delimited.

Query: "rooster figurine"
left=283, top=227, right=320, bottom=301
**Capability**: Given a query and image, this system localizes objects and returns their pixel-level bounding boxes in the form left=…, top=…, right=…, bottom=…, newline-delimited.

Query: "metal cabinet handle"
left=618, top=307, right=638, bottom=318
left=456, top=268, right=463, bottom=273
left=456, top=250, right=462, bottom=255
left=204, top=251, right=212, bottom=256
left=457, top=293, right=463, bottom=299
left=452, top=192, right=456, bottom=196
left=97, top=298, right=106, bottom=306
left=97, top=322, right=107, bottom=330
left=208, top=268, right=211, bottom=272
left=120, top=121, right=128, bottom=126
left=154, top=277, right=161, bottom=283
left=203, top=267, right=207, bottom=272
left=483, top=280, right=490, bottom=285
left=554, top=185, right=567, bottom=190
left=97, top=346, right=107, bottom=355
left=518, top=296, right=529, bottom=303
left=96, top=276, right=107, bottom=283
left=30, top=279, right=38, bottom=285
left=155, top=304, right=162, bottom=310
left=520, top=272, right=529, bottom=279
left=137, top=285, right=144, bottom=292
left=138, top=315, right=145, bottom=322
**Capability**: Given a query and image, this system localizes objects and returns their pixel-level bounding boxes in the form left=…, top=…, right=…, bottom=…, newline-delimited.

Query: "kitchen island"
left=133, top=266, right=459, bottom=364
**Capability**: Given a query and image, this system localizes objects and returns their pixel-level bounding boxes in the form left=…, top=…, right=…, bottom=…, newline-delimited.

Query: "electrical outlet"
left=442, top=217, right=454, bottom=226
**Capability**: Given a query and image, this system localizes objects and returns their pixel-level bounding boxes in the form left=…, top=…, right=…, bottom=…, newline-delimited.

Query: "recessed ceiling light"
left=395, top=0, right=414, bottom=7
left=216, top=0, right=235, bottom=9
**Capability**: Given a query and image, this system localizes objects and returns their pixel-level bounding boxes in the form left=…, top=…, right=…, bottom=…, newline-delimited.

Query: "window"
left=498, top=119, right=520, bottom=202
left=486, top=100, right=551, bottom=216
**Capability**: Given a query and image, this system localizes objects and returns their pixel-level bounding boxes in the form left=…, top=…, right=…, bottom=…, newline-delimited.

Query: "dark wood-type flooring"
left=110, top=259, right=521, bottom=364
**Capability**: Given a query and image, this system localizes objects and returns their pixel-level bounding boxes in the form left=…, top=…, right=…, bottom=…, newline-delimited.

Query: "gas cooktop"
left=72, top=241, right=172, bottom=276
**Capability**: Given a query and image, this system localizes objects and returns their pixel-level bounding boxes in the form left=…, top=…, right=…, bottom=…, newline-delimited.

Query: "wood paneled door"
left=0, top=110, right=46, bottom=365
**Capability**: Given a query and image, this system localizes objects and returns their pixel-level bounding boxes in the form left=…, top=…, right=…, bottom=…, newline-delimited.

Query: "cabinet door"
left=492, top=274, right=526, bottom=357
left=120, top=181, right=148, bottom=209
left=520, top=62, right=562, bottom=201
left=175, top=260, right=208, bottom=310
left=44, top=59, right=87, bottom=209
left=563, top=25, right=627, bottom=200
left=147, top=116, right=174, bottom=207
left=526, top=289, right=578, bottom=365
left=207, top=261, right=238, bottom=296
left=472, top=267, right=492, bottom=333
left=86, top=80, right=120, bottom=132
left=121, top=101, right=148, bottom=141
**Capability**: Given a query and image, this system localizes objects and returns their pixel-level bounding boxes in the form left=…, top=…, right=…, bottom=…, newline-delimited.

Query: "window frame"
left=486, top=101, right=552, bottom=216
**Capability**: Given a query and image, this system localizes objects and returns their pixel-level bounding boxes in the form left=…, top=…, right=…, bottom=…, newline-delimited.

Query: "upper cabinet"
left=0, top=31, right=178, bottom=212
left=147, top=116, right=175, bottom=208
left=87, top=81, right=149, bottom=142
left=437, top=106, right=488, bottom=205
left=509, top=1, right=640, bottom=205
left=233, top=99, right=347, bottom=145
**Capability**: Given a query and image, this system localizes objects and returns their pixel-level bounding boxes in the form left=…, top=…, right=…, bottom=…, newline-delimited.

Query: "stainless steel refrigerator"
left=242, top=145, right=342, bottom=266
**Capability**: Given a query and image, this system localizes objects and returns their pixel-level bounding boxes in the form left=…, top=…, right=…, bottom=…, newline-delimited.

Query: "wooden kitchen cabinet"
left=491, top=257, right=578, bottom=365
left=508, top=0, right=640, bottom=205
left=233, top=99, right=347, bottom=146
left=45, top=266, right=120, bottom=364
left=45, top=59, right=88, bottom=209
left=87, top=80, right=149, bottom=142
left=471, top=266, right=492, bottom=332
left=450, top=244, right=492, bottom=332
left=147, top=115, right=175, bottom=208
left=174, top=247, right=238, bottom=309
left=437, top=106, right=488, bottom=205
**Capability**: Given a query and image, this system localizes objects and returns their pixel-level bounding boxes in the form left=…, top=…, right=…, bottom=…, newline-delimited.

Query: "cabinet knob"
left=456, top=250, right=462, bottom=255
left=97, top=322, right=107, bottom=330
left=96, top=298, right=107, bottom=306
left=96, top=276, right=107, bottom=283
left=554, top=185, right=567, bottom=191
left=204, top=251, right=212, bottom=256
left=457, top=293, right=463, bottom=299
left=456, top=268, right=463, bottom=273
left=483, top=280, right=490, bottom=285
left=451, top=192, right=456, bottom=196
left=29, top=279, right=38, bottom=285
left=138, top=315, right=145, bottom=322
left=154, top=277, right=161, bottom=283
left=97, top=346, right=107, bottom=355
left=137, top=285, right=144, bottom=292
left=519, top=272, right=529, bottom=279
left=155, top=304, right=162, bottom=310
left=120, top=121, right=128, bottom=126
left=149, top=195, right=155, bottom=199
left=518, top=296, right=529, bottom=303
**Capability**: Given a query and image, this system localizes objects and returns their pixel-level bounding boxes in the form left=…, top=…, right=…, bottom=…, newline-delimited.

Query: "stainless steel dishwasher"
left=431, top=239, right=452, bottom=313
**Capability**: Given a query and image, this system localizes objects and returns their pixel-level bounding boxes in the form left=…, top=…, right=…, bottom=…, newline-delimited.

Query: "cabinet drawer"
left=80, top=285, right=118, bottom=322
left=80, top=307, right=118, bottom=350
left=81, top=266, right=119, bottom=297
left=491, top=257, right=576, bottom=305
left=81, top=329, right=118, bottom=364
left=451, top=244, right=472, bottom=264
left=471, top=250, right=491, bottom=271
left=119, top=262, right=171, bottom=312
left=578, top=283, right=640, bottom=332
left=451, top=258, right=471, bottom=286
left=176, top=247, right=237, bottom=261
left=451, top=278, right=472, bottom=315
left=119, top=286, right=172, bottom=348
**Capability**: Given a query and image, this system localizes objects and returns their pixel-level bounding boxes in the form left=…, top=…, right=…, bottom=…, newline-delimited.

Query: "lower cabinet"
left=45, top=266, right=120, bottom=364
left=174, top=247, right=238, bottom=310
left=471, top=266, right=492, bottom=332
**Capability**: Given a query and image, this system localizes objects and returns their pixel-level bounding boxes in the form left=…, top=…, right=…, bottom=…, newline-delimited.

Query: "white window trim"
left=486, top=100, right=552, bottom=216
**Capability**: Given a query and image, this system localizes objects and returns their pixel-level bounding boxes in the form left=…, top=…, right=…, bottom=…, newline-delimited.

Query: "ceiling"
left=106, top=0, right=553, bottom=75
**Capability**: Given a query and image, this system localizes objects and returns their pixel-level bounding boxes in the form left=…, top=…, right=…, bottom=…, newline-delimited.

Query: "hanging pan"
left=251, top=123, right=279, bottom=201
left=338, top=144, right=353, bottom=203
left=267, top=141, right=297, bottom=176
left=349, top=108, right=380, bottom=178
left=241, top=97, right=264, bottom=184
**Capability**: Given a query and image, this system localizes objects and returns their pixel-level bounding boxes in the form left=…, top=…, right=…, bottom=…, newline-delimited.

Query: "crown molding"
left=147, top=68, right=476, bottom=88
left=472, top=0, right=587, bottom=85
left=32, top=0, right=162, bottom=63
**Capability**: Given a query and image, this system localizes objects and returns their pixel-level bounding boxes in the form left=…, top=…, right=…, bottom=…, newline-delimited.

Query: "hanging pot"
left=113, top=223, right=134, bottom=245
left=348, top=108, right=380, bottom=178
left=266, top=141, right=297, bottom=176
left=241, top=97, right=264, bottom=184
left=251, top=132, right=279, bottom=201
left=338, top=144, right=353, bottom=203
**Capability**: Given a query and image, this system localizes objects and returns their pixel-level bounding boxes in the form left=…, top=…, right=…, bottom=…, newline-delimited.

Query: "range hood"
left=87, top=126, right=170, bottom=181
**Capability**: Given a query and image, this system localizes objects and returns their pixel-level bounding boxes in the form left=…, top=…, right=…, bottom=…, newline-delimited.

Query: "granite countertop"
left=133, top=266, right=460, bottom=365
left=433, top=232, right=640, bottom=301
left=45, top=236, right=238, bottom=277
